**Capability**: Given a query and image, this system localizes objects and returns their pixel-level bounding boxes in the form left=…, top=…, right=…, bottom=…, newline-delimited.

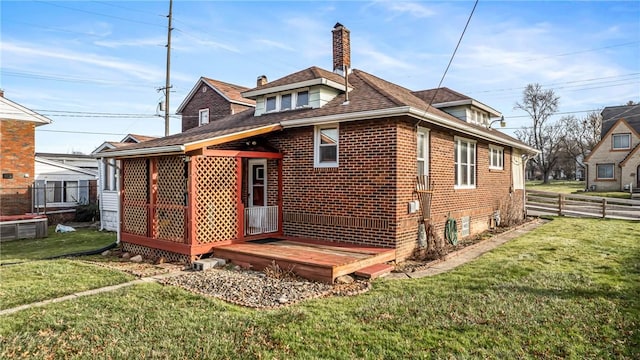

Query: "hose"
left=0, top=242, right=118, bottom=266
left=445, top=216, right=458, bottom=246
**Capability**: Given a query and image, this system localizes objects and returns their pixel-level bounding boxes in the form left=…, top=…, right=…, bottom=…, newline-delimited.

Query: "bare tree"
left=559, top=111, right=601, bottom=167
left=514, top=83, right=561, bottom=183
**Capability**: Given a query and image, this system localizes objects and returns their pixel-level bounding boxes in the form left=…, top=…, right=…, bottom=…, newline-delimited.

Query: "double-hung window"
left=199, top=108, right=209, bottom=125
left=266, top=96, right=277, bottom=112
left=454, top=137, right=476, bottom=188
left=612, top=134, right=630, bottom=150
left=314, top=124, right=339, bottom=167
left=417, top=127, right=429, bottom=176
left=596, top=164, right=614, bottom=179
left=489, top=145, right=504, bottom=170
left=264, top=90, right=309, bottom=113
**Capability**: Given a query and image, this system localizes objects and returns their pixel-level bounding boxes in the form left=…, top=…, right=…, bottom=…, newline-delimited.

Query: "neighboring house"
left=92, top=134, right=157, bottom=231
left=101, top=23, right=537, bottom=269
left=34, top=153, right=98, bottom=212
left=176, top=77, right=256, bottom=132
left=0, top=90, right=52, bottom=216
left=585, top=105, right=640, bottom=192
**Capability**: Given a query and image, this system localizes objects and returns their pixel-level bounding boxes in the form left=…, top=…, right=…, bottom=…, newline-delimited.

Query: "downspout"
left=116, top=161, right=122, bottom=245
left=98, top=158, right=105, bottom=231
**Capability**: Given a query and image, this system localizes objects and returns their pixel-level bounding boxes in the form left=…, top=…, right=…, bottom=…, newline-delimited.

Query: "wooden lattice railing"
left=154, top=156, right=187, bottom=242
left=122, top=158, right=148, bottom=236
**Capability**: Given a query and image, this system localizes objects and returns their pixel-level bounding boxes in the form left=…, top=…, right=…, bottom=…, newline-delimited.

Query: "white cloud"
left=254, top=39, right=295, bottom=52
left=94, top=37, right=165, bottom=48
left=374, top=0, right=436, bottom=19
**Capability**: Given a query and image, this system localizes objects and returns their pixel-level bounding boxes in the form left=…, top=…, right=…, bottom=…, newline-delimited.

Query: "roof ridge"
left=202, top=77, right=251, bottom=90
left=352, top=70, right=406, bottom=107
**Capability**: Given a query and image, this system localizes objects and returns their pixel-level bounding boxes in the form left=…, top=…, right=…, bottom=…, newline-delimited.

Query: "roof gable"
left=176, top=77, right=256, bottom=114
left=0, top=96, right=52, bottom=125
left=585, top=117, right=639, bottom=162
left=242, top=66, right=349, bottom=98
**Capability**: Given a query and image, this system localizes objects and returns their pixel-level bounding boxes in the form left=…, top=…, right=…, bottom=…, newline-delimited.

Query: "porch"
left=119, top=149, right=284, bottom=260
left=214, top=236, right=396, bottom=283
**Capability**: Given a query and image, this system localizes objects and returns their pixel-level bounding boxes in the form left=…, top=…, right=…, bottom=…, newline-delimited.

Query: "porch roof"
left=101, top=67, right=538, bottom=158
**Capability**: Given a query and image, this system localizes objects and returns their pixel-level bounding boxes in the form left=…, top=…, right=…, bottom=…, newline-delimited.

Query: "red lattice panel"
left=193, top=156, right=238, bottom=244
left=122, top=159, right=148, bottom=236
left=155, top=156, right=187, bottom=242
left=121, top=242, right=189, bottom=264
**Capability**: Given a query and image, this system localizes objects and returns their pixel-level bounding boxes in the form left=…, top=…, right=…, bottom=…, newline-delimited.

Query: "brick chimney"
left=257, top=75, right=268, bottom=87
left=0, top=89, right=4, bottom=97
left=332, top=22, right=351, bottom=75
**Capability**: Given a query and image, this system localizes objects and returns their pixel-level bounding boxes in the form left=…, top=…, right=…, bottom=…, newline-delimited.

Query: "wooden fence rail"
left=526, top=190, right=640, bottom=221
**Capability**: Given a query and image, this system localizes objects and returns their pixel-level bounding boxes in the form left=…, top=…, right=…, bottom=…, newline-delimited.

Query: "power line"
left=35, top=0, right=164, bottom=28
left=36, top=129, right=130, bottom=136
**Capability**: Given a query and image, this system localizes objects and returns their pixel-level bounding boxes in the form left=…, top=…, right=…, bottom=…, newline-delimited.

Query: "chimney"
left=257, top=75, right=268, bottom=87
left=0, top=89, right=4, bottom=98
left=332, top=22, right=351, bottom=76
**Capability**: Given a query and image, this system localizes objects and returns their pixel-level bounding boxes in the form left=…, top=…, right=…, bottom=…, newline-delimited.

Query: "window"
left=454, top=137, right=476, bottom=188
left=266, top=96, right=276, bottom=112
left=489, top=145, right=504, bottom=170
left=417, top=127, right=429, bottom=176
left=281, top=93, right=292, bottom=110
left=461, top=216, right=470, bottom=237
left=38, top=180, right=87, bottom=205
left=199, top=109, right=209, bottom=125
left=612, top=134, right=630, bottom=150
left=596, top=164, right=614, bottom=179
left=314, top=124, right=339, bottom=167
left=296, top=91, right=309, bottom=107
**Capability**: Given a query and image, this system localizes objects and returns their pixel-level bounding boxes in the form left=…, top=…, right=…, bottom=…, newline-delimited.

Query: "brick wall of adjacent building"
left=181, top=84, right=253, bottom=132
left=0, top=119, right=36, bottom=215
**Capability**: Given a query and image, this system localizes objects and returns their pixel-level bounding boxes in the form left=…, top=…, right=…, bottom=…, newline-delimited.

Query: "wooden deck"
left=213, top=236, right=396, bottom=283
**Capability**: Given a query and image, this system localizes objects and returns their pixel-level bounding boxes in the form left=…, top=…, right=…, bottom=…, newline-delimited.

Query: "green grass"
left=0, top=227, right=116, bottom=262
left=0, top=260, right=134, bottom=310
left=1, top=217, right=638, bottom=359
left=527, top=180, right=632, bottom=199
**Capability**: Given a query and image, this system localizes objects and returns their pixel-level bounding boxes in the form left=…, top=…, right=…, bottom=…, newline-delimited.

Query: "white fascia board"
left=242, top=78, right=348, bottom=99
left=96, top=145, right=185, bottom=158
left=407, top=107, right=537, bottom=154
left=279, top=106, right=537, bottom=154
left=91, top=142, right=117, bottom=155
left=35, top=157, right=98, bottom=177
left=0, top=97, right=52, bottom=125
left=434, top=99, right=502, bottom=117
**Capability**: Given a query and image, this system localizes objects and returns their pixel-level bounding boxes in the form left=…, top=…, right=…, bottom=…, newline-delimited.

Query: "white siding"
left=101, top=191, right=119, bottom=211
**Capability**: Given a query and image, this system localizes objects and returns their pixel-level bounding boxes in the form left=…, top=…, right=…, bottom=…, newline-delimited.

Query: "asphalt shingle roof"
left=601, top=104, right=640, bottom=137
left=202, top=78, right=255, bottom=105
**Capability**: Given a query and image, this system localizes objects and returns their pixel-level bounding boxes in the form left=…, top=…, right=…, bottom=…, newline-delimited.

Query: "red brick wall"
left=181, top=85, right=253, bottom=132
left=0, top=120, right=35, bottom=215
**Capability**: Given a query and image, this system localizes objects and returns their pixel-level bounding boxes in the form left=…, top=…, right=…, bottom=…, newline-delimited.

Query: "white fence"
left=245, top=206, right=279, bottom=235
left=526, top=190, right=640, bottom=220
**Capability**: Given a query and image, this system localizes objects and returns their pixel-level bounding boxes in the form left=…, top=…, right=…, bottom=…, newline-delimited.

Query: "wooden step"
left=354, top=263, right=394, bottom=279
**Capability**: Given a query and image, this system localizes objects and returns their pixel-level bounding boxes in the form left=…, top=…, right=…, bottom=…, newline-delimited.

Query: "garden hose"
left=445, top=216, right=458, bottom=246
left=0, top=242, right=118, bottom=266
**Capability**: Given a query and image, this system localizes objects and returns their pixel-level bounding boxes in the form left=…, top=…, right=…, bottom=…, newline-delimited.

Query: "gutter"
left=95, top=145, right=185, bottom=159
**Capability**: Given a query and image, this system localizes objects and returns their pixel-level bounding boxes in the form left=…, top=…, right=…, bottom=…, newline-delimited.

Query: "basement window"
left=461, top=216, right=470, bottom=237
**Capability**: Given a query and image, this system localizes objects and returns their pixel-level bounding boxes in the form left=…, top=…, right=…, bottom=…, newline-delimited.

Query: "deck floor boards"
left=214, top=237, right=396, bottom=283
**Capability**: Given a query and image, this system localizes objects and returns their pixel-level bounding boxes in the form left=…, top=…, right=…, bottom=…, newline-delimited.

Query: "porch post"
left=236, top=156, right=245, bottom=241
left=149, top=158, right=158, bottom=238
left=278, top=158, right=283, bottom=235
left=187, top=156, right=197, bottom=245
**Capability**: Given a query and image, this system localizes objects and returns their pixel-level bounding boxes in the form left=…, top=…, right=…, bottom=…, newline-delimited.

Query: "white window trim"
left=596, top=163, right=615, bottom=180
left=37, top=180, right=82, bottom=207
left=612, top=133, right=631, bottom=150
left=454, top=136, right=477, bottom=189
left=264, top=89, right=310, bottom=113
left=417, top=127, right=430, bottom=176
left=489, top=145, right=504, bottom=170
left=199, top=108, right=209, bottom=125
left=314, top=123, right=339, bottom=168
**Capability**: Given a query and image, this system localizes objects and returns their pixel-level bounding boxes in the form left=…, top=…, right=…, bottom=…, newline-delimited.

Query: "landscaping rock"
left=335, top=275, right=354, bottom=284
left=130, top=255, right=143, bottom=263
left=121, top=252, right=131, bottom=259
left=101, top=250, right=112, bottom=256
left=278, top=296, right=289, bottom=304
left=154, top=256, right=166, bottom=265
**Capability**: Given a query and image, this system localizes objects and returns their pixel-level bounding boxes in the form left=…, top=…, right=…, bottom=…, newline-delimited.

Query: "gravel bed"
left=160, top=268, right=371, bottom=309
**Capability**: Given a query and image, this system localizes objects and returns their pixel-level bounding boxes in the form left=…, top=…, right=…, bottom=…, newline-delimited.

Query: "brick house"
left=101, top=23, right=537, bottom=273
left=176, top=77, right=255, bottom=132
left=0, top=91, right=52, bottom=215
left=584, top=105, right=640, bottom=192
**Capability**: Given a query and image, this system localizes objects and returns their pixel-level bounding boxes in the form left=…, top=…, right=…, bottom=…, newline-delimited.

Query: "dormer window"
left=266, top=96, right=276, bottom=112
left=264, top=90, right=310, bottom=113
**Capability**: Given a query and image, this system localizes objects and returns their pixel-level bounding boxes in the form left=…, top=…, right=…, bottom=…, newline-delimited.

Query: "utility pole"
left=163, top=0, right=173, bottom=136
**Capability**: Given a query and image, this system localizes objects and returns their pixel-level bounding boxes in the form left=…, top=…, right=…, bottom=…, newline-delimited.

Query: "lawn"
left=0, top=226, right=116, bottom=262
left=1, top=217, right=638, bottom=359
left=527, top=180, right=631, bottom=199
left=0, top=228, right=133, bottom=310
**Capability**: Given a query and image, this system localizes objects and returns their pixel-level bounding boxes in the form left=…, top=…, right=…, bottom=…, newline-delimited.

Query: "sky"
left=1, top=0, right=639, bottom=154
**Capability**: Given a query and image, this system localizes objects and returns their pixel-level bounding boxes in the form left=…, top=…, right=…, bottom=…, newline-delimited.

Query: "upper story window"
left=265, top=90, right=309, bottom=113
left=417, top=127, right=429, bottom=176
left=454, top=137, right=476, bottom=189
left=314, top=124, right=339, bottom=168
left=612, top=133, right=631, bottom=150
left=199, top=108, right=209, bottom=125
left=489, top=145, right=504, bottom=170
